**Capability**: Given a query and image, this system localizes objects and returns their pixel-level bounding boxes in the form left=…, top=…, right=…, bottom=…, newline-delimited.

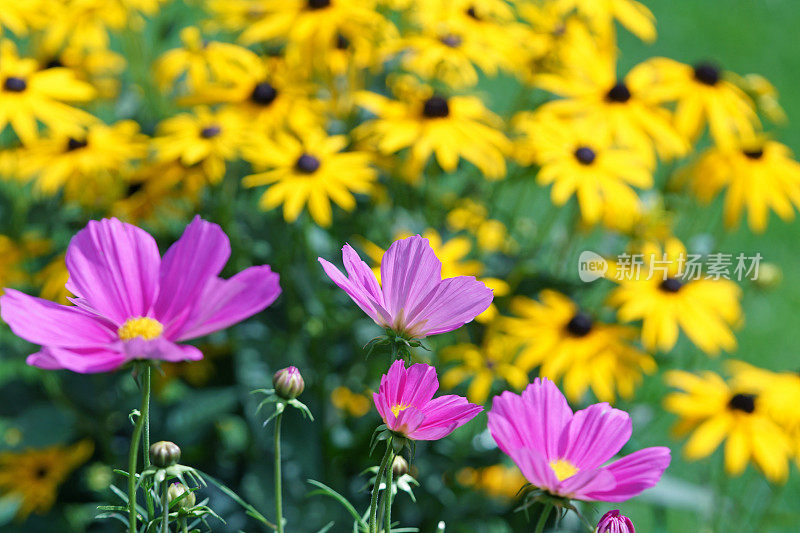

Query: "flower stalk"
left=162, top=479, right=170, bottom=533
left=128, top=364, right=152, bottom=532
left=534, top=502, right=553, bottom=533
left=369, top=438, right=393, bottom=533
left=383, top=449, right=395, bottom=533
left=274, top=410, right=284, bottom=533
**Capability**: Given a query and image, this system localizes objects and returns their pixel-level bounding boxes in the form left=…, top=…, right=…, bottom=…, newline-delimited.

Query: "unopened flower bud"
left=168, top=482, right=196, bottom=509
left=595, top=510, right=634, bottom=533
left=149, top=441, right=181, bottom=468
left=273, top=366, right=305, bottom=399
left=392, top=456, right=408, bottom=477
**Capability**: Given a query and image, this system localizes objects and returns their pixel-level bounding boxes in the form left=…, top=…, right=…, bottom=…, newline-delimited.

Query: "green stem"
left=534, top=502, right=553, bottom=533
left=369, top=439, right=394, bottom=533
left=179, top=517, right=188, bottom=533
left=274, top=410, right=284, bottom=533
left=142, top=366, right=154, bottom=520
left=162, top=480, right=170, bottom=533
left=383, top=451, right=395, bottom=533
left=128, top=366, right=151, bottom=532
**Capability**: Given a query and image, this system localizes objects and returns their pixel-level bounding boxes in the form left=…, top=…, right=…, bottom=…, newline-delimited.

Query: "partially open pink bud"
left=273, top=366, right=305, bottom=399
left=596, top=510, right=634, bottom=533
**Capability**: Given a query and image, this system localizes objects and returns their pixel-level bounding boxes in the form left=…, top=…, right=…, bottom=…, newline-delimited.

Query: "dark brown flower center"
left=566, top=312, right=593, bottom=337
left=295, top=153, right=321, bottom=173
left=4, top=77, right=27, bottom=92
left=466, top=6, right=479, bottom=19
left=693, top=62, right=720, bottom=86
left=606, top=82, right=631, bottom=103
left=307, top=0, right=330, bottom=9
left=422, top=96, right=449, bottom=118
left=44, top=58, right=64, bottom=69
left=251, top=82, right=278, bottom=105
left=200, top=125, right=221, bottom=138
left=574, top=146, right=596, bottom=165
left=743, top=149, right=764, bottom=160
left=66, top=138, right=88, bottom=151
left=335, top=34, right=350, bottom=50
left=659, top=277, right=683, bottom=293
left=441, top=34, right=462, bottom=47
left=728, top=393, right=756, bottom=413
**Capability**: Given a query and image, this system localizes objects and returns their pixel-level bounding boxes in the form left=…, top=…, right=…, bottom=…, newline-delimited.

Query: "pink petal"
left=404, top=276, right=493, bottom=337
left=0, top=289, right=117, bottom=348
left=398, top=362, right=439, bottom=409
left=65, top=218, right=161, bottom=325
left=318, top=245, right=390, bottom=325
left=153, top=216, right=230, bottom=337
left=175, top=265, right=281, bottom=340
left=122, top=337, right=204, bottom=363
left=556, top=467, right=616, bottom=500
left=387, top=404, right=425, bottom=436
left=584, top=447, right=672, bottom=502
left=379, top=235, right=441, bottom=327
left=27, top=346, right=127, bottom=373
left=558, top=403, right=632, bottom=470
left=410, top=394, right=483, bottom=440
left=505, top=446, right=560, bottom=493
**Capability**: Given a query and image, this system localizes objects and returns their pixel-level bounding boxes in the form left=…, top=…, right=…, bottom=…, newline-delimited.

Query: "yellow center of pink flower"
left=549, top=459, right=578, bottom=481
left=391, top=404, right=411, bottom=417
left=118, top=317, right=163, bottom=341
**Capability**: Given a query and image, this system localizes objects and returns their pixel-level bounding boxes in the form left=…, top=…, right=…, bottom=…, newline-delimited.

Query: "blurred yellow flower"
left=35, top=254, right=70, bottom=304
left=0, top=40, right=95, bottom=144
left=501, top=290, right=655, bottom=404
left=152, top=106, right=246, bottom=184
left=608, top=238, right=742, bottom=355
left=556, top=0, right=656, bottom=43
left=331, top=386, right=371, bottom=417
left=243, top=128, right=376, bottom=227
left=679, top=139, right=800, bottom=233
left=456, top=463, right=527, bottom=500
left=440, top=331, right=528, bottom=404
left=664, top=369, right=791, bottom=484
left=0, top=440, right=93, bottom=520
left=0, top=234, right=51, bottom=293
left=355, top=77, right=510, bottom=181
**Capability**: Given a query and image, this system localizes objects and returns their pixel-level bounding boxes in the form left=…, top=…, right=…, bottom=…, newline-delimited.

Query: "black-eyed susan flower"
left=664, top=369, right=791, bottom=483
left=679, top=139, right=800, bottom=233
left=354, top=76, right=510, bottom=181
left=0, top=40, right=95, bottom=144
left=0, top=233, right=51, bottom=292
left=152, top=106, right=246, bottom=184
left=331, top=386, right=371, bottom=417
left=15, top=120, right=147, bottom=205
left=500, top=290, right=656, bottom=404
left=730, top=72, right=787, bottom=124
left=446, top=199, right=511, bottom=253
left=0, top=0, right=45, bottom=36
left=608, top=238, right=742, bottom=355
left=555, top=0, right=656, bottom=43
left=154, top=27, right=260, bottom=92
left=360, top=228, right=510, bottom=322
left=630, top=58, right=758, bottom=149
left=243, top=128, right=377, bottom=227
left=0, top=440, right=93, bottom=519
left=514, top=113, right=653, bottom=226
left=456, top=463, right=527, bottom=500
left=536, top=38, right=687, bottom=166
left=440, top=330, right=528, bottom=404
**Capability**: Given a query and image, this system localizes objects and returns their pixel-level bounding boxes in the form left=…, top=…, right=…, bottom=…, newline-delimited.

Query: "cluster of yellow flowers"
left=0, top=0, right=798, bottom=506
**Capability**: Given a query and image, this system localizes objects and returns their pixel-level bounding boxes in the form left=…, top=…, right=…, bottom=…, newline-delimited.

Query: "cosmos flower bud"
left=392, top=456, right=409, bottom=477
left=595, top=510, right=635, bottom=533
left=273, top=366, right=305, bottom=399
left=168, top=482, right=196, bottom=509
left=149, top=441, right=181, bottom=468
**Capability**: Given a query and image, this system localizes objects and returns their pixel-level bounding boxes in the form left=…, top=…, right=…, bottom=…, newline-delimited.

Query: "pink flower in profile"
left=318, top=235, right=493, bottom=339
left=488, top=378, right=670, bottom=502
left=373, top=359, right=483, bottom=440
left=0, top=216, right=281, bottom=373
left=596, top=510, right=635, bottom=533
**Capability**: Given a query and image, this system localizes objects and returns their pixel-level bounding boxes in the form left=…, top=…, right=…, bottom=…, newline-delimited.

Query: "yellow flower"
left=243, top=128, right=377, bottom=227
left=360, top=228, right=510, bottom=322
left=154, top=26, right=260, bottom=92
left=440, top=331, right=528, bottom=404
left=0, top=40, right=95, bottom=144
left=15, top=120, right=148, bottom=206
left=555, top=0, right=656, bottom=43
left=34, top=42, right=126, bottom=100
left=354, top=77, right=510, bottom=181
left=456, top=463, right=527, bottom=500
left=0, top=0, right=46, bottom=35
left=331, top=386, right=371, bottom=417
left=536, top=35, right=687, bottom=167
left=664, top=369, right=791, bottom=484
left=730, top=73, right=787, bottom=124
left=446, top=199, right=510, bottom=252
left=678, top=139, right=800, bottom=233
left=630, top=58, right=758, bottom=149
left=0, top=234, right=51, bottom=292
left=608, top=238, right=742, bottom=355
left=0, top=440, right=93, bottom=520
left=35, top=254, right=70, bottom=304
left=152, top=106, right=246, bottom=184
left=500, top=290, right=655, bottom=404
left=514, top=113, right=653, bottom=226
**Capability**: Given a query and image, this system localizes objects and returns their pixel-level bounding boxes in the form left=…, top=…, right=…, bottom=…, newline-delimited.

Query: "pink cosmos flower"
left=0, top=216, right=281, bottom=373
left=596, top=510, right=635, bottom=533
left=373, top=359, right=483, bottom=440
left=318, top=235, right=493, bottom=339
left=488, top=378, right=670, bottom=502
